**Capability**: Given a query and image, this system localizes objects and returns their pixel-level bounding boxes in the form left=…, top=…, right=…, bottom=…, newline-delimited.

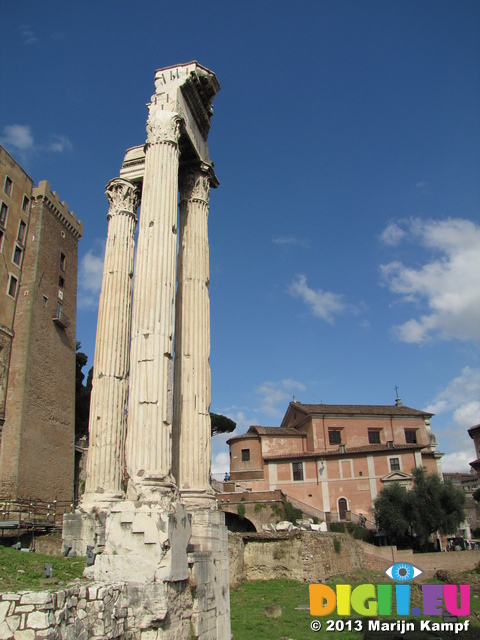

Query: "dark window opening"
left=329, top=430, right=342, bottom=445
left=4, top=177, right=12, bottom=196
left=60, top=252, right=66, bottom=270
left=17, top=221, right=26, bottom=243
left=368, top=431, right=381, bottom=444
left=405, top=430, right=417, bottom=444
left=241, top=449, right=250, bottom=462
left=0, top=202, right=7, bottom=225
left=390, top=458, right=400, bottom=472
left=13, top=245, right=22, bottom=266
left=22, top=196, right=30, bottom=213
left=8, top=275, right=18, bottom=297
left=58, top=276, right=65, bottom=288
left=292, top=462, right=304, bottom=481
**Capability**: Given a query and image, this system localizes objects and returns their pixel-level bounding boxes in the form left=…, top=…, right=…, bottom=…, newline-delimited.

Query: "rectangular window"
left=241, top=449, right=250, bottom=462
left=329, top=430, right=342, bottom=445
left=390, top=458, right=400, bottom=472
left=7, top=274, right=18, bottom=298
left=17, top=220, right=26, bottom=243
left=56, top=302, right=63, bottom=320
left=60, top=252, right=66, bottom=270
left=292, top=462, right=304, bottom=481
left=405, top=430, right=417, bottom=444
left=4, top=177, right=12, bottom=197
left=0, top=202, right=7, bottom=226
left=12, top=245, right=23, bottom=266
left=368, top=431, right=381, bottom=444
left=22, top=195, right=30, bottom=213
left=0, top=229, right=4, bottom=252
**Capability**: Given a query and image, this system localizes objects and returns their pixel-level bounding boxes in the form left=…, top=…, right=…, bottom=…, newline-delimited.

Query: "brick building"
left=0, top=147, right=33, bottom=427
left=0, top=146, right=83, bottom=502
left=226, top=400, right=443, bottom=525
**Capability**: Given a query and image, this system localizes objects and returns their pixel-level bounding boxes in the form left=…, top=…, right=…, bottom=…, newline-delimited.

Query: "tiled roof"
left=226, top=426, right=303, bottom=444
left=249, top=426, right=302, bottom=436
left=263, top=443, right=428, bottom=461
left=290, top=403, right=433, bottom=417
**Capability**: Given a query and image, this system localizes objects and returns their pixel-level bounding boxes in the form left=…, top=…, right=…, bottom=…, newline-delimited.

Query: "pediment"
left=380, top=470, right=413, bottom=484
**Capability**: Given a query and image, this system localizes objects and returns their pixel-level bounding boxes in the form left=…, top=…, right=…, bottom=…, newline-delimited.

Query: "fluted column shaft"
left=84, top=178, right=139, bottom=501
left=125, top=110, right=181, bottom=498
left=172, top=167, right=214, bottom=503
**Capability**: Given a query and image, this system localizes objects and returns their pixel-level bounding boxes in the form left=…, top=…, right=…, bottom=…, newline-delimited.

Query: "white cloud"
left=0, top=125, right=35, bottom=151
left=379, top=222, right=407, bottom=247
left=48, top=135, right=72, bottom=153
left=78, top=246, right=105, bottom=309
left=287, top=274, right=364, bottom=324
left=256, top=378, right=305, bottom=418
left=441, top=450, right=474, bottom=474
left=273, top=235, right=311, bottom=249
left=211, top=451, right=230, bottom=475
left=380, top=218, right=480, bottom=343
left=19, top=25, right=39, bottom=45
left=424, top=367, right=480, bottom=473
left=1, top=124, right=72, bottom=161
left=425, top=367, right=480, bottom=419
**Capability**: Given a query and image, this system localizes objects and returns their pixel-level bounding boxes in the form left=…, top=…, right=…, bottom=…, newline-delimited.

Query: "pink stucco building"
left=227, top=400, right=443, bottom=524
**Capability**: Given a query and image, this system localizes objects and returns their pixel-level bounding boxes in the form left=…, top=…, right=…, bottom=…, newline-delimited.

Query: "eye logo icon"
left=385, top=563, right=423, bottom=582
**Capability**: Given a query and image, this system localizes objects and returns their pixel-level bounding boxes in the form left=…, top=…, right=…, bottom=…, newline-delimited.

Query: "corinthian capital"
left=105, top=178, right=141, bottom=219
left=146, top=109, right=182, bottom=146
left=179, top=168, right=211, bottom=204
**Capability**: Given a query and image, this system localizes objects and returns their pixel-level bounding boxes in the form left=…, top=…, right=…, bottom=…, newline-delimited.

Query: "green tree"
left=374, top=467, right=466, bottom=550
left=210, top=412, right=236, bottom=436
left=373, top=482, right=413, bottom=547
left=75, top=342, right=92, bottom=440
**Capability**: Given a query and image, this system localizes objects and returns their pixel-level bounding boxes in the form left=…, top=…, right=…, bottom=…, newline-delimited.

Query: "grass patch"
left=230, top=570, right=480, bottom=639
left=0, top=546, right=86, bottom=592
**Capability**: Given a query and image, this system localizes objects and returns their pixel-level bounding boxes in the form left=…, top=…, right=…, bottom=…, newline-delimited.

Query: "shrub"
left=254, top=502, right=267, bottom=513
left=333, top=537, right=342, bottom=554
left=329, top=522, right=345, bottom=533
left=283, top=500, right=303, bottom=524
left=270, top=504, right=283, bottom=519
left=237, top=503, right=246, bottom=520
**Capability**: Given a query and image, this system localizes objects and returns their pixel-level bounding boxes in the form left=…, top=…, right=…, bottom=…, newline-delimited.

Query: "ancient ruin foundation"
left=63, top=62, right=230, bottom=639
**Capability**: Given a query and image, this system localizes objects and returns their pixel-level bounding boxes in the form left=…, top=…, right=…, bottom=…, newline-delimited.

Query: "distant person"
left=224, top=472, right=230, bottom=481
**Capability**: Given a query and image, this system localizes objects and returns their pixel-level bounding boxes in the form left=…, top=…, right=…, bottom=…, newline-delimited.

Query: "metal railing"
left=0, top=497, right=75, bottom=532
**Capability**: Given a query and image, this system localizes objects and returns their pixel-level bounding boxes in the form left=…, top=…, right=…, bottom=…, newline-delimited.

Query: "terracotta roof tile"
left=291, top=403, right=433, bottom=417
left=263, top=443, right=427, bottom=461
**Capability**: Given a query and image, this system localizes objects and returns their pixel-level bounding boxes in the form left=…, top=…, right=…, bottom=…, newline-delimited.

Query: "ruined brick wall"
left=228, top=531, right=365, bottom=587
left=228, top=532, right=480, bottom=588
left=357, top=540, right=480, bottom=575
left=0, top=182, right=82, bottom=502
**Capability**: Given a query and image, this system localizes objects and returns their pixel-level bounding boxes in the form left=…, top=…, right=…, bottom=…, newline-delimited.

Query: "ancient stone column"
left=84, top=178, right=140, bottom=504
left=125, top=110, right=182, bottom=500
left=172, top=166, right=215, bottom=506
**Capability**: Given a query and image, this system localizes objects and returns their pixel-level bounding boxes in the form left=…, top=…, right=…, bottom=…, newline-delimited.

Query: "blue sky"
left=2, top=1, right=479, bottom=475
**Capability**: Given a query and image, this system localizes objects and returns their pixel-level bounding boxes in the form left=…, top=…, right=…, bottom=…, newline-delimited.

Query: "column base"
left=80, top=490, right=125, bottom=514
left=126, top=472, right=179, bottom=506
left=180, top=488, right=217, bottom=511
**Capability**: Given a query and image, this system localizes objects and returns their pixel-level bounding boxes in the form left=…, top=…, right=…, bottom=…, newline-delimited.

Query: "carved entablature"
left=105, top=178, right=141, bottom=219
left=151, top=62, right=220, bottom=141
left=179, top=169, right=210, bottom=205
